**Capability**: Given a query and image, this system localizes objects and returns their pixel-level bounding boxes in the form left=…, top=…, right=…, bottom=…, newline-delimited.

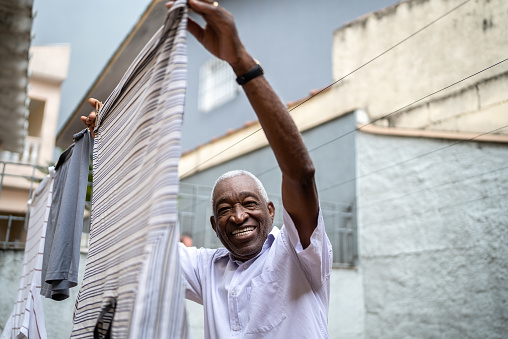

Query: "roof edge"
left=359, top=124, right=508, bottom=143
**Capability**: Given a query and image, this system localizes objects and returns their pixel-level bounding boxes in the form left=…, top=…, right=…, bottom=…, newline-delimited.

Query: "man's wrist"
left=230, top=53, right=257, bottom=76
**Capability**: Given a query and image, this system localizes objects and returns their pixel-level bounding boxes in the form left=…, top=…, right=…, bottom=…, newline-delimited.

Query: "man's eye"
left=244, top=201, right=257, bottom=207
left=218, top=207, right=230, bottom=214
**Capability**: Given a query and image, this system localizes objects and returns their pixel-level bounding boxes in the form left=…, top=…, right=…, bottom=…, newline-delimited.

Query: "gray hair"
left=210, top=170, right=269, bottom=211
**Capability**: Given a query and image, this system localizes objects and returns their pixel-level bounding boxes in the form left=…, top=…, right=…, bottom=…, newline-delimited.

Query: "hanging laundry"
left=40, top=129, right=93, bottom=301
left=71, top=1, right=188, bottom=338
left=1, top=168, right=54, bottom=339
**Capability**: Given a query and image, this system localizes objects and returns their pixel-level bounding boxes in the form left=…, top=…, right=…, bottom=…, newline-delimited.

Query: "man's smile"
left=231, top=226, right=256, bottom=238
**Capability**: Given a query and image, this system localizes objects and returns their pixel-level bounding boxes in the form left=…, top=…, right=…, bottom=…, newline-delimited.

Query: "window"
left=198, top=58, right=239, bottom=112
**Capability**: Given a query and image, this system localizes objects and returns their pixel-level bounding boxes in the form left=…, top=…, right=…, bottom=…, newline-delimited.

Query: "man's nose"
left=230, top=205, right=248, bottom=224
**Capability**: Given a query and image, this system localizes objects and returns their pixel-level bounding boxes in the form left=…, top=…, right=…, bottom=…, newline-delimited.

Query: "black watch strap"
left=236, top=63, right=264, bottom=85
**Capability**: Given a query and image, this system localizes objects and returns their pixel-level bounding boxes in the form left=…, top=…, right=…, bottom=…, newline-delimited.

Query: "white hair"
left=210, top=170, right=269, bottom=211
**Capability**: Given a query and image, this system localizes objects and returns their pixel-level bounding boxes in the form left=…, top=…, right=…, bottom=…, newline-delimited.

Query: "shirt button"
left=234, top=325, right=239, bottom=331
left=244, top=264, right=248, bottom=269
left=231, top=289, right=236, bottom=295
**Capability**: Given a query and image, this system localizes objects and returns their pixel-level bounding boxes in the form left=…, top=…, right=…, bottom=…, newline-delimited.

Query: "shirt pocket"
left=245, top=270, right=286, bottom=334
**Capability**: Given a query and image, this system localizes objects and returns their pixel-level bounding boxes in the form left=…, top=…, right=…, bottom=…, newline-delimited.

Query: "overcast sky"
left=31, top=0, right=400, bottom=136
left=32, top=0, right=152, bottom=132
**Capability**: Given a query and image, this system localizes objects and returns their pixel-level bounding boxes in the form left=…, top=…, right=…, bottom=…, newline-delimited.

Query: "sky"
left=31, top=0, right=152, bottom=131
left=30, top=0, right=400, bottom=136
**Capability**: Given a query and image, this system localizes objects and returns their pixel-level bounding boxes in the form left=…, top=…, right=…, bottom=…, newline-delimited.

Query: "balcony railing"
left=1, top=136, right=41, bottom=165
left=0, top=160, right=46, bottom=249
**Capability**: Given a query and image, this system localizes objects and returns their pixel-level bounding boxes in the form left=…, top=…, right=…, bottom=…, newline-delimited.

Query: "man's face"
left=210, top=175, right=275, bottom=262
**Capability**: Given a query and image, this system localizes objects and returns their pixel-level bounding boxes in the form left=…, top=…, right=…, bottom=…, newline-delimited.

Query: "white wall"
left=28, top=44, right=71, bottom=165
left=357, top=131, right=508, bottom=338
left=0, top=252, right=87, bottom=339
left=331, top=0, right=508, bottom=134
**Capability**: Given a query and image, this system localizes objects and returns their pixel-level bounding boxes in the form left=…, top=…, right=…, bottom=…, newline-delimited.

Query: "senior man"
left=82, top=0, right=332, bottom=337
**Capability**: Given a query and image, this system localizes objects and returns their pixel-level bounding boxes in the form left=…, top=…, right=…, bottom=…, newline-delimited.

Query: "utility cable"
left=256, top=57, right=508, bottom=179
left=362, top=190, right=508, bottom=227
left=358, top=164, right=508, bottom=208
left=320, top=123, right=508, bottom=193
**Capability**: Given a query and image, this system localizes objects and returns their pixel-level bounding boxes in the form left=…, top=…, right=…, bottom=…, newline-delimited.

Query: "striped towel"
left=71, top=2, right=188, bottom=338
left=1, top=168, right=55, bottom=339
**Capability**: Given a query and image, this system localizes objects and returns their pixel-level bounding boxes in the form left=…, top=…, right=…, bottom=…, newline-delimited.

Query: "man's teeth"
left=232, top=227, right=255, bottom=237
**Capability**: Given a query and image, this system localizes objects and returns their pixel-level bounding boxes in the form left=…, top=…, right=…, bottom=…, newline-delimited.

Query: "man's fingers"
left=88, top=97, right=99, bottom=108
left=187, top=17, right=204, bottom=41
left=83, top=98, right=99, bottom=139
left=81, top=113, right=96, bottom=125
left=188, top=0, right=219, bottom=15
left=88, top=112, right=96, bottom=122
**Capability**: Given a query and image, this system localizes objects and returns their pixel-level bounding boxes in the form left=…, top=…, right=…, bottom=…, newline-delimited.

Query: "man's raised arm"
left=179, top=0, right=319, bottom=248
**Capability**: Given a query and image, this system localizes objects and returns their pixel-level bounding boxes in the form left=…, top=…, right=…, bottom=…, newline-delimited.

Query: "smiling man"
left=210, top=171, right=275, bottom=261
left=173, top=0, right=332, bottom=337
left=180, top=165, right=331, bottom=338
left=82, top=0, right=332, bottom=337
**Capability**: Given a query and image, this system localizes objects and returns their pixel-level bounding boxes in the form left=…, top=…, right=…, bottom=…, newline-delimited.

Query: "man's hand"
left=166, top=0, right=256, bottom=75
left=80, top=98, right=101, bottom=138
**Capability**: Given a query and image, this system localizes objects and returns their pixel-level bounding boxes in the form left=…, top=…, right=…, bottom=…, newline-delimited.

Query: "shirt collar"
left=213, top=226, right=279, bottom=263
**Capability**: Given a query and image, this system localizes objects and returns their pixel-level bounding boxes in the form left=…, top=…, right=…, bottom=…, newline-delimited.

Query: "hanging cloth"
left=71, top=1, right=188, bottom=338
left=41, top=129, right=92, bottom=300
left=1, top=168, right=54, bottom=339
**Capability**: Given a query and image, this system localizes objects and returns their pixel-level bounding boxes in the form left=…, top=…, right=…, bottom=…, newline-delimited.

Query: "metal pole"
left=23, top=164, right=37, bottom=231
left=334, top=205, right=340, bottom=264
left=191, top=185, right=197, bottom=243
left=0, top=161, right=6, bottom=199
left=5, top=215, right=13, bottom=248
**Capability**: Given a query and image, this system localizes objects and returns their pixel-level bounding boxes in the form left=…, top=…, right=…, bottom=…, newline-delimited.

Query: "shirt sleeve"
left=282, top=205, right=332, bottom=289
left=178, top=242, right=204, bottom=304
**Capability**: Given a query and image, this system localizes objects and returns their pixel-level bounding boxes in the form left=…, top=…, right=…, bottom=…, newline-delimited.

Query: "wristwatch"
left=236, top=62, right=264, bottom=85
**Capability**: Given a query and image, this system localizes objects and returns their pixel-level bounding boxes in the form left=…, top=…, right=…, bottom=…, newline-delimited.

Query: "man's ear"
left=268, top=201, right=275, bottom=222
left=210, top=215, right=217, bottom=232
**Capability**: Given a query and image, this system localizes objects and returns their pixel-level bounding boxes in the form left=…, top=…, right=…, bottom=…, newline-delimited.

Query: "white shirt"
left=179, top=207, right=332, bottom=338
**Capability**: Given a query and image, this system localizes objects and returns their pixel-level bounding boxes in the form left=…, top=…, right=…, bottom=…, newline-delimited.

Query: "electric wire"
left=319, top=123, right=508, bottom=193
left=181, top=0, right=473, bottom=178
left=359, top=164, right=508, bottom=208
left=362, top=190, right=508, bottom=227
left=255, top=57, right=508, bottom=179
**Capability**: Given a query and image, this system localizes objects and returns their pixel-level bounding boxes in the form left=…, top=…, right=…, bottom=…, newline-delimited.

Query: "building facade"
left=0, top=44, right=70, bottom=248
left=3, top=0, right=506, bottom=338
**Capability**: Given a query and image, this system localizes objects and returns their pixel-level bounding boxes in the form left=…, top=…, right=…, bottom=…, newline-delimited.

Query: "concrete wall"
left=357, top=131, right=508, bottom=338
left=331, top=0, right=508, bottom=134
left=0, top=251, right=87, bottom=339
left=393, top=71, right=508, bottom=134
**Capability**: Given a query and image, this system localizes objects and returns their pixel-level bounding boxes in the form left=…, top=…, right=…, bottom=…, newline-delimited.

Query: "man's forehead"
left=216, top=174, right=256, bottom=189
left=213, top=175, right=260, bottom=201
